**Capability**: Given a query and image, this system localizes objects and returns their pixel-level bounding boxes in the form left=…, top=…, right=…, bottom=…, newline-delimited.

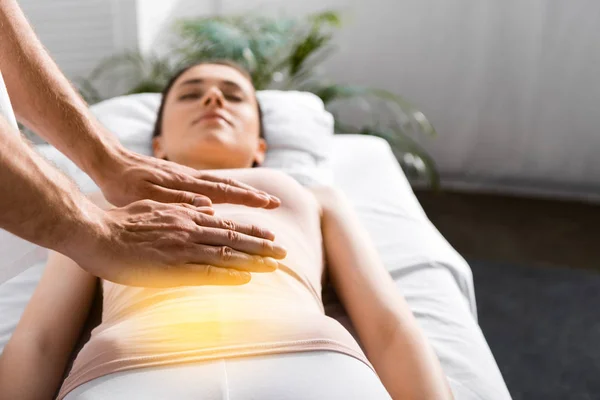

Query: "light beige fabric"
left=58, top=169, right=372, bottom=399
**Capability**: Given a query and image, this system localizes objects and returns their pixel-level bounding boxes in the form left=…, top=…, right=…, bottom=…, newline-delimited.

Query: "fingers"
left=192, top=244, right=280, bottom=272
left=147, top=186, right=213, bottom=207
left=196, top=207, right=215, bottom=216
left=191, top=227, right=287, bottom=259
left=191, top=265, right=252, bottom=285
left=173, top=203, right=276, bottom=241
left=127, top=265, right=252, bottom=288
left=193, top=213, right=276, bottom=241
left=206, top=176, right=281, bottom=208
left=190, top=174, right=281, bottom=209
left=202, top=181, right=269, bottom=207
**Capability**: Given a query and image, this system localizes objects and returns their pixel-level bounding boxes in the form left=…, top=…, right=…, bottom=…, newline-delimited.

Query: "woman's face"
left=153, top=64, right=266, bottom=170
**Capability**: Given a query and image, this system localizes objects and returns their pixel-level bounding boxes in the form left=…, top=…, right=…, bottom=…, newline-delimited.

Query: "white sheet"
left=331, top=135, right=476, bottom=313
left=0, top=71, right=18, bottom=132
left=0, top=135, right=510, bottom=399
left=328, top=135, right=510, bottom=399
left=0, top=71, right=49, bottom=286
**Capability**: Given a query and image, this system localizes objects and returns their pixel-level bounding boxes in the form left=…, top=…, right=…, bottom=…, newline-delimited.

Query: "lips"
left=193, top=111, right=231, bottom=126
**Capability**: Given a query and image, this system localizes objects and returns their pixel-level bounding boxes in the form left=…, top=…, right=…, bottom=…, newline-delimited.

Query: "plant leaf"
left=309, top=10, right=343, bottom=28
left=80, top=9, right=438, bottom=189
left=288, top=31, right=333, bottom=76
left=358, top=126, right=440, bottom=187
left=175, top=18, right=252, bottom=66
left=369, top=88, right=436, bottom=137
left=308, top=84, right=436, bottom=138
left=127, top=80, right=165, bottom=95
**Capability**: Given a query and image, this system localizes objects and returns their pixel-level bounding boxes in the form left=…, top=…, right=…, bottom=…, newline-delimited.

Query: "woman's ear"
left=253, top=138, right=267, bottom=166
left=152, top=136, right=167, bottom=159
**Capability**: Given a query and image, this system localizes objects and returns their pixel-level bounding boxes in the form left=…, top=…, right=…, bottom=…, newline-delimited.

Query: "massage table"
left=0, top=87, right=511, bottom=399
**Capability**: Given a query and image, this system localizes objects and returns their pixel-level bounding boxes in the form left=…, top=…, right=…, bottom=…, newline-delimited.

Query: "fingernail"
left=234, top=271, right=251, bottom=284
left=194, top=197, right=212, bottom=207
left=273, top=245, right=287, bottom=258
left=258, top=194, right=270, bottom=203
left=263, top=257, right=278, bottom=271
left=269, top=195, right=281, bottom=204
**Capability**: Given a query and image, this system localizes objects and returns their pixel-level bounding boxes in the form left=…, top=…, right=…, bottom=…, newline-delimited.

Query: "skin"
left=0, top=64, right=454, bottom=399
left=0, top=0, right=286, bottom=286
left=153, top=64, right=268, bottom=170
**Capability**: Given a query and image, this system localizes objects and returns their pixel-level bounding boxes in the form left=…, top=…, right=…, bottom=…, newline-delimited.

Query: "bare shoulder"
left=309, top=185, right=347, bottom=210
left=309, top=185, right=345, bottom=198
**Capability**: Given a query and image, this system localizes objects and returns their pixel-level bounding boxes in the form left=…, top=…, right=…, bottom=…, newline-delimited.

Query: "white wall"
left=18, top=0, right=600, bottom=200
left=329, top=0, right=600, bottom=200
left=136, top=0, right=214, bottom=55
left=19, top=0, right=138, bottom=82
left=134, top=0, right=600, bottom=200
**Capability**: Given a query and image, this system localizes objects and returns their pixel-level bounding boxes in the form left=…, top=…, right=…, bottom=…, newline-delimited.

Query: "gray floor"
left=415, top=190, right=600, bottom=400
left=414, top=190, right=600, bottom=271
left=469, top=259, right=600, bottom=400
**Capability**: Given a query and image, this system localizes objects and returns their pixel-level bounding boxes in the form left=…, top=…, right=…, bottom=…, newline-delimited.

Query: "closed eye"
left=225, top=94, right=243, bottom=102
left=179, top=92, right=202, bottom=101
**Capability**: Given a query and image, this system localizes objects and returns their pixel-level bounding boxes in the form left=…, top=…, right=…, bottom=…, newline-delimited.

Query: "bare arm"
left=0, top=116, right=285, bottom=286
left=0, top=0, right=291, bottom=284
left=0, top=114, right=105, bottom=260
left=313, top=186, right=453, bottom=400
left=0, top=0, right=118, bottom=176
left=0, top=252, right=97, bottom=399
left=0, top=0, right=279, bottom=209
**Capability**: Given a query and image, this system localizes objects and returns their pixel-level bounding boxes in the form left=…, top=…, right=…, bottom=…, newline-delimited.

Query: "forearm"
left=0, top=336, right=69, bottom=399
left=0, top=115, right=103, bottom=259
left=0, top=252, right=97, bottom=399
left=368, top=300, right=454, bottom=400
left=330, top=235, right=452, bottom=399
left=0, top=0, right=121, bottom=179
left=315, top=187, right=452, bottom=399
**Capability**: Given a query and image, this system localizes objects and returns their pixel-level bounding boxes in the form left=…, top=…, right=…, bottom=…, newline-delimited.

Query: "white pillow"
left=91, top=91, right=335, bottom=186
left=257, top=91, right=334, bottom=186
left=29, top=91, right=335, bottom=192
left=0, top=71, right=49, bottom=287
left=90, top=93, right=160, bottom=156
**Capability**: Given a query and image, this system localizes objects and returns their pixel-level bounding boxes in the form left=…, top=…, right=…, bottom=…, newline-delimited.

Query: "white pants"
left=63, top=351, right=392, bottom=400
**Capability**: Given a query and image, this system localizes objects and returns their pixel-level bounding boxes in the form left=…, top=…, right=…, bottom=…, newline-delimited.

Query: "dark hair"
left=152, top=60, right=265, bottom=140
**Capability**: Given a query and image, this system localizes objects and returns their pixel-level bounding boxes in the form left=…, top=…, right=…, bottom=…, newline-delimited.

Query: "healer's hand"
left=65, top=199, right=287, bottom=287
left=93, top=147, right=280, bottom=209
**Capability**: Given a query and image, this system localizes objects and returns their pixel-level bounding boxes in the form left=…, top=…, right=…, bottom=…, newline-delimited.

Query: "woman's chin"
left=194, top=127, right=234, bottom=145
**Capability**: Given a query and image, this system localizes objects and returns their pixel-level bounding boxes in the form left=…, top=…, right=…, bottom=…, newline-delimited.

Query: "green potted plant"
left=79, top=11, right=439, bottom=186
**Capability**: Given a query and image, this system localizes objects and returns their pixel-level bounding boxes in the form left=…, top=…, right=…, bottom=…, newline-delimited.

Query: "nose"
left=202, top=86, right=224, bottom=108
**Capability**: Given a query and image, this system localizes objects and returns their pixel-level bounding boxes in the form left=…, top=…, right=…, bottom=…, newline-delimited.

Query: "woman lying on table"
left=0, top=60, right=452, bottom=400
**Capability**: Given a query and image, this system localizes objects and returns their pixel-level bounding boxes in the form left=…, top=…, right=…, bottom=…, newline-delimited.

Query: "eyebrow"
left=178, top=78, right=245, bottom=92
